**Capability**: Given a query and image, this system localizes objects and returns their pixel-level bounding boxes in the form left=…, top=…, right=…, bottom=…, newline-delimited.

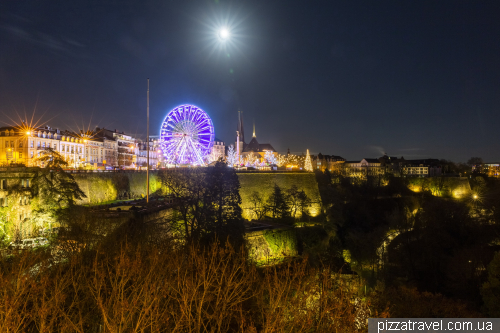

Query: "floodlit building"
left=345, top=158, right=384, bottom=177
left=0, top=125, right=153, bottom=170
left=0, top=127, right=31, bottom=166
left=209, top=138, right=225, bottom=163
left=86, top=129, right=120, bottom=168
left=403, top=159, right=442, bottom=177
left=312, top=153, right=346, bottom=172
left=100, top=129, right=137, bottom=169
left=472, top=162, right=500, bottom=178
left=0, top=126, right=87, bottom=168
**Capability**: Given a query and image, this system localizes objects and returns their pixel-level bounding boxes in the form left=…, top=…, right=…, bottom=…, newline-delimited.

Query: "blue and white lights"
left=159, top=104, right=215, bottom=166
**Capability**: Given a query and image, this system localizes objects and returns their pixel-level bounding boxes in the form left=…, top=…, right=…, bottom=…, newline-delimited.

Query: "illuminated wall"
left=237, top=172, right=322, bottom=220
left=73, top=171, right=161, bottom=205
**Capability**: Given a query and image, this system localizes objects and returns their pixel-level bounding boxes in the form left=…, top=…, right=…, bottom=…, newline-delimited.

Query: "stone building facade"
left=137, top=138, right=159, bottom=169
left=209, top=138, right=225, bottom=163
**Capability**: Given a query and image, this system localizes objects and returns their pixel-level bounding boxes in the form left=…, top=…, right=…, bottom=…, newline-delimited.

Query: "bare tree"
left=248, top=191, right=267, bottom=220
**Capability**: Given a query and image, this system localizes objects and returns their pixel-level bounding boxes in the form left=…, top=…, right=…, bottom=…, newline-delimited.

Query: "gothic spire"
left=237, top=110, right=245, bottom=144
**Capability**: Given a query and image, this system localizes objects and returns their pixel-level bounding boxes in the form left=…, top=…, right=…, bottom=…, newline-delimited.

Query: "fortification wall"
left=73, top=171, right=323, bottom=217
left=73, top=171, right=161, bottom=205
left=237, top=172, right=322, bottom=220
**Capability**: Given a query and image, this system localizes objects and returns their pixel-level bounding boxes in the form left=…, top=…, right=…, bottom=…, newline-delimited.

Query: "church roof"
left=259, top=143, right=275, bottom=152
left=242, top=137, right=276, bottom=153
left=244, top=137, right=260, bottom=152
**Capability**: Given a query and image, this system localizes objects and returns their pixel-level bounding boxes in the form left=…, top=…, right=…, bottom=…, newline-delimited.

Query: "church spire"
left=237, top=110, right=245, bottom=144
left=253, top=121, right=256, bottom=138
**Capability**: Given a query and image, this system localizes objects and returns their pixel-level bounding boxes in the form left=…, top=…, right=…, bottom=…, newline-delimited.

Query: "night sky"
left=1, top=1, right=499, bottom=162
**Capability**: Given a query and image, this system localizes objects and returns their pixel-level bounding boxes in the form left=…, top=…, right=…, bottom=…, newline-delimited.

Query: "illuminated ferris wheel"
left=159, top=104, right=215, bottom=166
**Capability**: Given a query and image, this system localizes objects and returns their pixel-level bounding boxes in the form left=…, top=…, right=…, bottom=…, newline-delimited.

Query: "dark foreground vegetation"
left=1, top=217, right=372, bottom=333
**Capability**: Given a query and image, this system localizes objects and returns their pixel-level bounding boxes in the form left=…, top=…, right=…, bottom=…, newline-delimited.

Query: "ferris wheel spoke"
left=166, top=139, right=183, bottom=154
left=188, top=111, right=194, bottom=123
left=193, top=112, right=203, bottom=124
left=181, top=141, right=193, bottom=163
left=171, top=137, right=186, bottom=163
left=196, top=119, right=208, bottom=128
left=170, top=113, right=179, bottom=123
left=188, top=138, right=204, bottom=165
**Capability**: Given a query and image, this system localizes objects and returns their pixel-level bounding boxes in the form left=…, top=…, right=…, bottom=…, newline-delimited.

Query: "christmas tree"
left=304, top=149, right=313, bottom=172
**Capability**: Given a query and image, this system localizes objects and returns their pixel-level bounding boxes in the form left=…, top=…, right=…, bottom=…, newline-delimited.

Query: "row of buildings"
left=472, top=163, right=500, bottom=178
left=311, top=153, right=443, bottom=178
left=0, top=125, right=161, bottom=169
